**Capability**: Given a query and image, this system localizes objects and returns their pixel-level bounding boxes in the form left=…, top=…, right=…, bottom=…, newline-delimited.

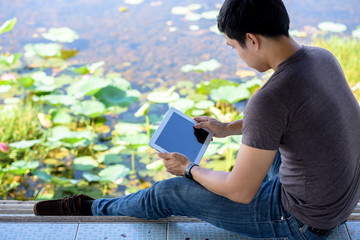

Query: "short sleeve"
left=241, top=90, right=288, bottom=150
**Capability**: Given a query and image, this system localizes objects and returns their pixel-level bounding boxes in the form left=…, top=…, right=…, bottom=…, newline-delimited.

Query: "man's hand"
left=158, top=152, right=192, bottom=176
left=194, top=116, right=229, bottom=138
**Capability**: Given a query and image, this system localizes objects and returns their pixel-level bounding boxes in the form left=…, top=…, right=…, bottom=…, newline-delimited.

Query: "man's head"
left=217, top=0, right=290, bottom=48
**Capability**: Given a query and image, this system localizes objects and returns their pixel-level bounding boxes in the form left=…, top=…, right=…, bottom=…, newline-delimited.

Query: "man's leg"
left=92, top=151, right=299, bottom=238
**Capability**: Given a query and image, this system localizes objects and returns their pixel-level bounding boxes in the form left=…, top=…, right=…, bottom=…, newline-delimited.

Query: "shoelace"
left=61, top=195, right=78, bottom=215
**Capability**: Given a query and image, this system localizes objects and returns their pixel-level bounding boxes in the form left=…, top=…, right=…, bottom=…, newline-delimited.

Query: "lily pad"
left=115, top=133, right=149, bottom=146
left=114, top=122, right=143, bottom=135
left=196, top=78, right=237, bottom=95
left=318, top=21, right=347, bottom=33
left=181, top=59, right=221, bottom=73
left=195, top=100, right=215, bottom=110
left=24, top=43, right=62, bottom=58
left=209, top=24, right=221, bottom=35
left=352, top=29, right=360, bottom=39
left=17, top=76, right=34, bottom=88
left=0, top=53, right=21, bottom=66
left=185, top=14, right=202, bottom=21
left=95, top=85, right=139, bottom=108
left=124, top=0, right=143, bottom=4
left=0, top=160, right=39, bottom=175
left=67, top=77, right=110, bottom=98
left=97, top=153, right=124, bottom=164
left=30, top=71, right=57, bottom=93
left=169, top=98, right=195, bottom=113
left=147, top=86, right=179, bottom=103
left=74, top=156, right=98, bottom=171
left=49, top=126, right=92, bottom=144
left=201, top=10, right=218, bottom=20
left=9, top=139, right=41, bottom=149
left=210, top=85, right=250, bottom=103
left=146, top=160, right=164, bottom=171
left=171, top=6, right=191, bottom=15
left=71, top=100, right=106, bottom=118
left=0, top=18, right=16, bottom=34
left=40, top=94, right=77, bottom=106
left=98, top=164, right=130, bottom=182
left=42, top=27, right=79, bottom=43
left=0, top=85, right=11, bottom=93
left=71, top=61, right=105, bottom=75
left=82, top=172, right=101, bottom=182
left=51, top=110, right=72, bottom=124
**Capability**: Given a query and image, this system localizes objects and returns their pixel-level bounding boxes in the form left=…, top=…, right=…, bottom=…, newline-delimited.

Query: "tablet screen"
left=154, top=112, right=210, bottom=162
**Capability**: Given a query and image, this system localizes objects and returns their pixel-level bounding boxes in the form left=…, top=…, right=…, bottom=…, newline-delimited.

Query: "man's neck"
left=263, top=36, right=301, bottom=70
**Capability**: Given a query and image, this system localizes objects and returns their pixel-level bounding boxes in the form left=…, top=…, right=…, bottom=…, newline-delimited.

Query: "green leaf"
left=201, top=10, right=218, bottom=20
left=147, top=86, right=179, bottom=103
left=67, top=77, right=110, bottom=98
left=24, top=43, right=62, bottom=58
left=0, top=18, right=17, bottom=34
left=42, top=27, right=79, bottom=43
left=74, top=156, right=98, bottom=171
left=9, top=139, right=41, bottom=149
left=195, top=100, right=215, bottom=110
left=169, top=98, right=195, bottom=112
left=114, top=122, right=143, bottom=135
left=134, top=103, right=150, bottom=117
left=17, top=76, right=34, bottom=88
left=146, top=160, right=164, bottom=171
left=210, top=85, right=250, bottom=103
left=318, top=22, right=347, bottom=33
left=97, top=153, right=124, bottom=164
left=1, top=160, right=39, bottom=175
left=71, top=100, right=105, bottom=118
left=49, top=126, right=92, bottom=144
left=196, top=78, right=237, bottom=95
left=0, top=53, right=21, bottom=66
left=29, top=71, right=57, bottom=93
left=51, top=110, right=72, bottom=124
left=115, top=133, right=149, bottom=147
left=34, top=169, right=53, bottom=182
left=181, top=59, right=221, bottom=73
left=95, top=86, right=139, bottom=108
left=40, top=94, right=77, bottom=106
left=82, top=172, right=101, bottom=182
left=98, top=164, right=130, bottom=182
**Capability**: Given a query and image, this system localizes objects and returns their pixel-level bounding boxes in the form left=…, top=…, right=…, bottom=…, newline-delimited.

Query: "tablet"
left=149, top=107, right=213, bottom=164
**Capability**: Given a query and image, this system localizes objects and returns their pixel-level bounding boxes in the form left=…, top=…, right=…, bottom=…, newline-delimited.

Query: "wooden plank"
left=0, top=215, right=202, bottom=223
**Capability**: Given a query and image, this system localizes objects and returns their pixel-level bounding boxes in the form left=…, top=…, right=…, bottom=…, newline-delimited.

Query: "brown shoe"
left=33, top=194, right=94, bottom=216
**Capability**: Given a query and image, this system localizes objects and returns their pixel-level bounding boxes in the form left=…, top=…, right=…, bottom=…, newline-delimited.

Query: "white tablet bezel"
left=149, top=107, right=213, bottom=164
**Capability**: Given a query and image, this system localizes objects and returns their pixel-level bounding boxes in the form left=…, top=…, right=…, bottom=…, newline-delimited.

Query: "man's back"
left=242, top=46, right=360, bottom=229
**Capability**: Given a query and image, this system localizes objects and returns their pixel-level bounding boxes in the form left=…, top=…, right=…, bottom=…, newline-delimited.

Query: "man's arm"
left=159, top=144, right=277, bottom=204
left=193, top=116, right=243, bottom=137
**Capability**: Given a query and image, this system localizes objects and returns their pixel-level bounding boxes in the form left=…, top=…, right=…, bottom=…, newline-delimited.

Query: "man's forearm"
left=224, top=119, right=243, bottom=136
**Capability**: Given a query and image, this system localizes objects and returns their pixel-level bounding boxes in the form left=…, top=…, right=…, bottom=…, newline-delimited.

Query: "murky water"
left=0, top=0, right=359, bottom=88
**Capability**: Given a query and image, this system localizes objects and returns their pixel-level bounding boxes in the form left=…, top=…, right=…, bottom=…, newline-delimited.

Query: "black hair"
left=217, top=0, right=290, bottom=47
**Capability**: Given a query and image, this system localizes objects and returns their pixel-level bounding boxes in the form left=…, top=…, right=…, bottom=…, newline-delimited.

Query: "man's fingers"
left=193, top=116, right=209, bottom=122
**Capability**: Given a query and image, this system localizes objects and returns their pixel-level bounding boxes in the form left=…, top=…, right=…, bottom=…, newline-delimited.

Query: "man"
left=34, top=0, right=360, bottom=239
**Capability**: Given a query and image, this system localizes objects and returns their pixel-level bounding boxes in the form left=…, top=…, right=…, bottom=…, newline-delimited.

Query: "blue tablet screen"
left=155, top=112, right=209, bottom=162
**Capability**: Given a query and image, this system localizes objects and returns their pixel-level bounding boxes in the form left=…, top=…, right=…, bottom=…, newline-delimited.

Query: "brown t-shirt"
left=242, top=46, right=360, bottom=229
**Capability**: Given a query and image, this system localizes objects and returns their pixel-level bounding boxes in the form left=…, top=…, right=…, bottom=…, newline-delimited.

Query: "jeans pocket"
left=247, top=237, right=289, bottom=240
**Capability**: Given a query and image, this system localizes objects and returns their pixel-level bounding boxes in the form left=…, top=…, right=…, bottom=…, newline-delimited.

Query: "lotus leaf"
left=49, top=126, right=92, bottom=144
left=201, top=10, right=219, bottom=20
left=114, top=122, right=143, bottom=135
left=115, top=133, right=148, bottom=146
left=51, top=177, right=79, bottom=185
left=40, top=94, right=77, bottom=106
left=171, top=6, right=191, bottom=15
left=210, top=85, right=250, bottom=103
left=134, top=103, right=150, bottom=117
left=124, top=0, right=144, bottom=4
left=147, top=86, right=179, bottom=103
left=0, top=18, right=17, bottom=34
left=352, top=29, right=360, bottom=39
left=82, top=172, right=101, bottom=182
left=318, top=21, right=347, bottom=33
left=1, top=160, right=39, bottom=175
left=93, top=144, right=109, bottom=152
left=146, top=160, right=164, bottom=171
left=185, top=14, right=202, bottom=21
left=51, top=110, right=72, bottom=124
left=0, top=85, right=11, bottom=93
left=42, top=27, right=79, bottom=43
left=71, top=100, right=105, bottom=118
left=0, top=53, right=21, bottom=66
left=67, top=77, right=110, bottom=98
left=24, top=43, right=62, bottom=58
left=181, top=59, right=221, bottom=73
left=169, top=98, right=195, bottom=112
left=209, top=24, right=221, bottom=35
left=17, top=76, right=34, bottom=88
left=196, top=78, right=237, bottom=95
left=108, top=77, right=132, bottom=90
left=98, top=164, right=130, bottom=182
left=240, top=78, right=263, bottom=89
left=74, top=156, right=98, bottom=171
left=97, top=153, right=124, bottom=164
left=9, top=139, right=41, bottom=149
left=195, top=100, right=215, bottom=110
left=30, top=71, right=57, bottom=93
left=34, top=169, right=53, bottom=182
left=187, top=4, right=202, bottom=11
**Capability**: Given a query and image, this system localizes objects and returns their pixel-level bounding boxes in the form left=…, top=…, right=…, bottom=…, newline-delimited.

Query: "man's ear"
left=246, top=33, right=261, bottom=51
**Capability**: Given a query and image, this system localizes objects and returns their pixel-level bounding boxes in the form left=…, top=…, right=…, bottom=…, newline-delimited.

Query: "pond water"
left=0, top=0, right=359, bottom=88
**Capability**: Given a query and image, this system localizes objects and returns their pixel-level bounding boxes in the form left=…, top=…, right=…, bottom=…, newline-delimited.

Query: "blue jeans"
left=92, top=152, right=338, bottom=239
